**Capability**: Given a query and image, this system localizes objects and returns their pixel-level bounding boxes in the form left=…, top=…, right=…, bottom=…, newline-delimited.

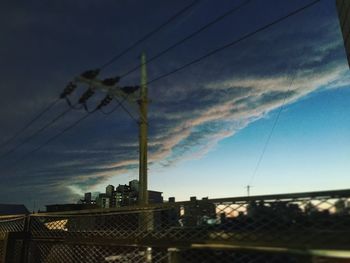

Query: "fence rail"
left=1, top=189, right=350, bottom=262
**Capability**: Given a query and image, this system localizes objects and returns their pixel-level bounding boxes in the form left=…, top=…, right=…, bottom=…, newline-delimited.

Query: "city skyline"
left=0, top=0, right=349, bottom=209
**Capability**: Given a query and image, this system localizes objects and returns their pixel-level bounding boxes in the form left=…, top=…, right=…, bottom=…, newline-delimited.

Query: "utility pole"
left=139, top=52, right=148, bottom=206
left=74, top=53, right=150, bottom=207
left=138, top=54, right=152, bottom=262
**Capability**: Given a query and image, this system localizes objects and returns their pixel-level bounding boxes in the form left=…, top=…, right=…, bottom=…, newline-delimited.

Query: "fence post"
left=2, top=232, right=27, bottom=263
left=20, top=215, right=31, bottom=263
left=2, top=232, right=11, bottom=262
left=168, top=248, right=180, bottom=263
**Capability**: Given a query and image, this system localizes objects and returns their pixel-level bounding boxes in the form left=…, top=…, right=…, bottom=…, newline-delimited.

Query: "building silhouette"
left=83, top=180, right=163, bottom=208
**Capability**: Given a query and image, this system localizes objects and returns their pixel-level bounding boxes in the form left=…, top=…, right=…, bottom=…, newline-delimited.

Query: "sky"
left=0, top=0, right=349, bottom=209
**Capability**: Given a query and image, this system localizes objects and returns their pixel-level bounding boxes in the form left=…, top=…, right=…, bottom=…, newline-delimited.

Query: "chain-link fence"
left=1, top=189, right=350, bottom=262
left=0, top=215, right=26, bottom=263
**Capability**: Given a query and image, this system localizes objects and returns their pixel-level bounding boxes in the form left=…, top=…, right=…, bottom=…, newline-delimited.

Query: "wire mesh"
left=29, top=207, right=181, bottom=240
left=176, top=249, right=306, bottom=263
left=28, top=242, right=168, bottom=263
left=0, top=190, right=349, bottom=262
left=5, top=239, right=23, bottom=263
left=0, top=215, right=26, bottom=263
left=0, top=216, right=26, bottom=235
left=0, top=240, right=3, bottom=263
left=211, top=196, right=350, bottom=248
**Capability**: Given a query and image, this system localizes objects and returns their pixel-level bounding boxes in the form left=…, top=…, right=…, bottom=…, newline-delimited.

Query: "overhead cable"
left=119, top=0, right=252, bottom=78
left=99, top=0, right=201, bottom=69
left=146, top=0, right=320, bottom=85
left=0, top=98, right=61, bottom=149
left=0, top=107, right=72, bottom=159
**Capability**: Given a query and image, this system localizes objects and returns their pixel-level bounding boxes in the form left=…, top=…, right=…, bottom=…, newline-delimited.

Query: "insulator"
left=68, top=83, right=77, bottom=92
left=78, top=89, right=95, bottom=104
left=102, top=77, right=120, bottom=86
left=98, top=95, right=113, bottom=109
left=60, top=82, right=77, bottom=99
left=121, top=85, right=140, bottom=94
left=81, top=69, right=100, bottom=79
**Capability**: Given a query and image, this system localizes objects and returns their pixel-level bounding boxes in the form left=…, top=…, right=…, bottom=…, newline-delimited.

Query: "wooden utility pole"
left=139, top=52, right=149, bottom=206
left=75, top=53, right=150, bottom=206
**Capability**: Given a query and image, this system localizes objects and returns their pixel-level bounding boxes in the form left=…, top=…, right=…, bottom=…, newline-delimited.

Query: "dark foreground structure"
left=1, top=189, right=350, bottom=262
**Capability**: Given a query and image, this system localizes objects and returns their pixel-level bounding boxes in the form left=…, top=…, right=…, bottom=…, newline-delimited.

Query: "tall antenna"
left=246, top=185, right=253, bottom=197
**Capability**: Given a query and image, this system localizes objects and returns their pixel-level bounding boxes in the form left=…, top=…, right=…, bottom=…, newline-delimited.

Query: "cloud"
left=0, top=0, right=349, bottom=208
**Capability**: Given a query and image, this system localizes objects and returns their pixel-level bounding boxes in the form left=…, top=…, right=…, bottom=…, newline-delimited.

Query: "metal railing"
left=1, top=189, right=350, bottom=262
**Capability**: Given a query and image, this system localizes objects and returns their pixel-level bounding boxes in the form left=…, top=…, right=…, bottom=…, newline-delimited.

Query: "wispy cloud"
left=0, top=0, right=349, bottom=207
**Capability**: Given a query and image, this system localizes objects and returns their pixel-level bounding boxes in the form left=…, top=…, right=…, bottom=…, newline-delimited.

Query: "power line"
left=96, top=0, right=319, bottom=131
left=101, top=0, right=320, bottom=131
left=0, top=98, right=61, bottom=149
left=248, top=68, right=299, bottom=186
left=0, top=81, right=81, bottom=152
left=116, top=98, right=140, bottom=124
left=5, top=97, right=129, bottom=168
left=99, top=0, right=201, bottom=69
left=99, top=104, right=121, bottom=115
left=64, top=96, right=83, bottom=110
left=247, top=42, right=313, bottom=186
left=0, top=0, right=197, bottom=159
left=100, top=97, right=139, bottom=124
left=0, top=107, right=72, bottom=159
left=77, top=0, right=251, bottom=125
left=0, top=79, right=97, bottom=160
left=1, top=85, right=130, bottom=161
left=71, top=0, right=315, bottom=130
left=146, top=0, right=320, bottom=85
left=119, top=0, right=252, bottom=78
left=99, top=97, right=126, bottom=115
left=1, top=0, right=320, bottom=168
left=11, top=112, right=95, bottom=167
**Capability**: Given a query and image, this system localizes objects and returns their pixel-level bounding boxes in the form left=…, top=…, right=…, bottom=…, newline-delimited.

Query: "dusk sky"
left=0, top=0, right=349, bottom=209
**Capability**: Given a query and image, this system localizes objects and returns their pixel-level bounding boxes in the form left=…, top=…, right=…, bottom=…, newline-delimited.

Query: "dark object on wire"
left=102, top=77, right=120, bottom=86
left=78, top=89, right=95, bottom=104
left=60, top=82, right=77, bottom=99
left=97, top=95, right=114, bottom=109
left=81, top=69, right=100, bottom=79
left=121, top=86, right=140, bottom=94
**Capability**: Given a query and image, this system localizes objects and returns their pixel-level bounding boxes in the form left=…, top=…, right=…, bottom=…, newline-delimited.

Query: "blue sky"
left=146, top=86, right=350, bottom=201
left=0, top=0, right=349, bottom=209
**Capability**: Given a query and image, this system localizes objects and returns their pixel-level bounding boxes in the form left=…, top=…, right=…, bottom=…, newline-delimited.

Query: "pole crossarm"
left=73, top=54, right=149, bottom=207
left=74, top=76, right=140, bottom=104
